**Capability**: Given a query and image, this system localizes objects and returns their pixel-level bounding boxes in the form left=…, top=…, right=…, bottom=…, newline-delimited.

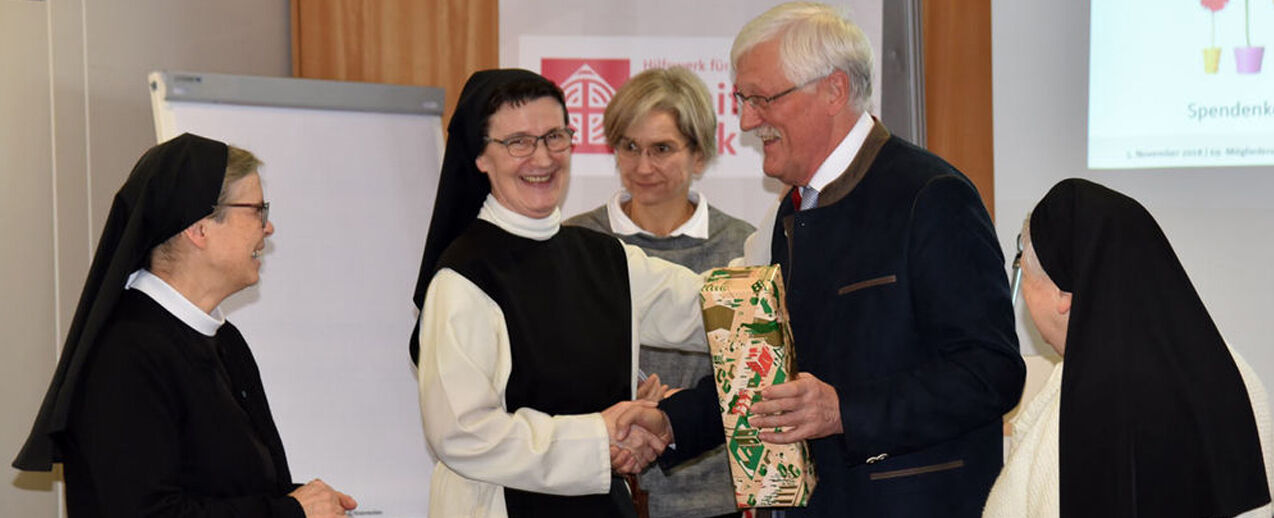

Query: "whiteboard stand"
left=150, top=70, right=444, bottom=517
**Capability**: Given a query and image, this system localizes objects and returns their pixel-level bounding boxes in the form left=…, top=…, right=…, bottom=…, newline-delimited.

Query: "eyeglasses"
left=215, top=202, right=270, bottom=229
left=733, top=76, right=825, bottom=111
left=614, top=138, right=689, bottom=165
left=485, top=127, right=575, bottom=157
left=1010, top=232, right=1024, bottom=305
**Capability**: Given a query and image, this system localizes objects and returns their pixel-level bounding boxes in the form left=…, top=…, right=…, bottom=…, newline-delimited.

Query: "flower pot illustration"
left=1233, top=0, right=1264, bottom=73
left=1204, top=47, right=1224, bottom=73
left=1201, top=0, right=1230, bottom=73
left=1235, top=46, right=1265, bottom=73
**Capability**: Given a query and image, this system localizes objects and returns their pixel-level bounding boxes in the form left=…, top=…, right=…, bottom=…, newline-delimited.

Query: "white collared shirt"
left=605, top=190, right=710, bottom=239
left=805, top=111, right=875, bottom=194
left=739, top=111, right=876, bottom=266
left=125, top=269, right=225, bottom=337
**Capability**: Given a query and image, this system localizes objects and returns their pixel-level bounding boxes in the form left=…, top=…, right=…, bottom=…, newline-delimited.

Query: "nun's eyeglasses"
left=215, top=202, right=270, bottom=229
left=1010, top=232, right=1023, bottom=305
left=485, top=127, right=575, bottom=157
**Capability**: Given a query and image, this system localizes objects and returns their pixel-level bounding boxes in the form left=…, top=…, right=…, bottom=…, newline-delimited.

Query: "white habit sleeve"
left=417, top=268, right=611, bottom=496
left=623, top=242, right=708, bottom=353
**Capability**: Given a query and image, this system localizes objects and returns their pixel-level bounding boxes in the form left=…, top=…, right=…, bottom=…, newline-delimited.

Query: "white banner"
left=500, top=0, right=882, bottom=226
left=521, top=36, right=752, bottom=178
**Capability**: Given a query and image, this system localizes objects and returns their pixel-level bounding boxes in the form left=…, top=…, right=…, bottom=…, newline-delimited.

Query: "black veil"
left=1030, top=178, right=1268, bottom=517
left=408, top=69, right=563, bottom=364
left=15, top=133, right=228, bottom=470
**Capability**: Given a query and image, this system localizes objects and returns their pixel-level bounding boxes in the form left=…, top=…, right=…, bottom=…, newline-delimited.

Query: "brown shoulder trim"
left=819, top=118, right=892, bottom=207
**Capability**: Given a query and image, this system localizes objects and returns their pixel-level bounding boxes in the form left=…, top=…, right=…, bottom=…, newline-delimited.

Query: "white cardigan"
left=983, top=346, right=1274, bottom=518
left=417, top=196, right=707, bottom=518
left=982, top=362, right=1063, bottom=518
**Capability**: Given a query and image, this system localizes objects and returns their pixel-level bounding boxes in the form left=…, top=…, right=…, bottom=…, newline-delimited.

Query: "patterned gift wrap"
left=700, top=265, right=816, bottom=508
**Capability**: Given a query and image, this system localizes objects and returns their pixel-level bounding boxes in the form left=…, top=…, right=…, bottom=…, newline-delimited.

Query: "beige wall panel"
left=1, top=2, right=60, bottom=515
left=51, top=0, right=92, bottom=334
left=83, top=1, right=292, bottom=245
left=2, top=2, right=292, bottom=516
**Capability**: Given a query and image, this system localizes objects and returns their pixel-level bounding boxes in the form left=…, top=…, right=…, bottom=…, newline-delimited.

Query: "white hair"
left=731, top=1, right=874, bottom=113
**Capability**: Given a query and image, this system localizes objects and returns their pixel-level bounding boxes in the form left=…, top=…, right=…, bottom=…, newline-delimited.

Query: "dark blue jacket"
left=661, top=123, right=1025, bottom=517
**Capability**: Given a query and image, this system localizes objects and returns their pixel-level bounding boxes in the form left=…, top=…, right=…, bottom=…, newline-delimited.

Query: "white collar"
left=477, top=194, right=561, bottom=241
left=606, top=190, right=710, bottom=239
left=805, top=111, right=875, bottom=193
left=125, top=269, right=225, bottom=337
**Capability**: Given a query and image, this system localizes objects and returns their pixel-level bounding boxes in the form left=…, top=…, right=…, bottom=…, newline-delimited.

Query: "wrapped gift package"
left=700, top=265, right=816, bottom=508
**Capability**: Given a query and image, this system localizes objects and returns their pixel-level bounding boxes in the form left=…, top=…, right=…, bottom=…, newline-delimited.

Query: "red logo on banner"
left=541, top=59, right=630, bottom=154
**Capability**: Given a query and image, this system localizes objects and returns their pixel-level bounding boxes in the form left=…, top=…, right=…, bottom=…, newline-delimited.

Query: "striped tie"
left=800, top=185, right=819, bottom=211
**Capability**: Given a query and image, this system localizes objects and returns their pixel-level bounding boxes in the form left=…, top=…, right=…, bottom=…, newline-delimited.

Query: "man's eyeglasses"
left=614, top=138, right=689, bottom=165
left=215, top=202, right=270, bottom=229
left=733, top=75, right=825, bottom=111
left=485, top=127, right=575, bottom=157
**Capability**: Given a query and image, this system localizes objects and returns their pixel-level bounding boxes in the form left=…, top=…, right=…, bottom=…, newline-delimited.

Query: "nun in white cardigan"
left=983, top=179, right=1273, bottom=518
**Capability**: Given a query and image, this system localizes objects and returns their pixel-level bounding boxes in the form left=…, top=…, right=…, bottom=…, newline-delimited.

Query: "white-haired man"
left=622, top=3, right=1025, bottom=516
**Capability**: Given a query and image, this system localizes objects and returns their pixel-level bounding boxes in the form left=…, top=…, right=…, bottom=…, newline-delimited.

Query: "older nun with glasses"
left=983, top=178, right=1273, bottom=518
left=15, top=134, right=355, bottom=517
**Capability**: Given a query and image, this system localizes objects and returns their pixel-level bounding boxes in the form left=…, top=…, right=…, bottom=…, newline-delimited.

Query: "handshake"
left=601, top=374, right=677, bottom=474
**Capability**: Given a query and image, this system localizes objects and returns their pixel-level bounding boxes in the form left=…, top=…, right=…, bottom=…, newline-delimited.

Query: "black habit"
left=14, top=133, right=304, bottom=516
left=63, top=290, right=302, bottom=517
left=412, top=68, right=637, bottom=517
left=1031, top=178, right=1269, bottom=517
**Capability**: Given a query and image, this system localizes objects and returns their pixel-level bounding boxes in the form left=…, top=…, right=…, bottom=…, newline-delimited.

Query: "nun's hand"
left=602, top=400, right=668, bottom=474
left=289, top=478, right=357, bottom=517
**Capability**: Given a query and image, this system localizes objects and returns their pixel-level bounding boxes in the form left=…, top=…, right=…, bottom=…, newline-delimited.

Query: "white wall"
left=992, top=1, right=1274, bottom=383
left=0, top=1, right=290, bottom=515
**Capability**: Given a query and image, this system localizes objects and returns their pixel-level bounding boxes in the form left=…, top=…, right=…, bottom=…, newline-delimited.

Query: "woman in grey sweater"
left=565, top=66, right=753, bottom=518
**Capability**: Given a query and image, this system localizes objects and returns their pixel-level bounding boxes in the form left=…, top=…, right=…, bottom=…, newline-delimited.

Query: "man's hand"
left=602, top=400, right=669, bottom=474
left=613, top=401, right=674, bottom=447
left=749, top=372, right=843, bottom=443
left=289, top=478, right=357, bottom=518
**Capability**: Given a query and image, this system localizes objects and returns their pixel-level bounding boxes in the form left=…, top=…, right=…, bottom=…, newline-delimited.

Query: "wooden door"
left=292, top=0, right=499, bottom=125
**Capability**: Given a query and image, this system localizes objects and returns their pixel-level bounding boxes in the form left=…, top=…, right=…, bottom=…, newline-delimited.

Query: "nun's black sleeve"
left=62, top=291, right=304, bottom=518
